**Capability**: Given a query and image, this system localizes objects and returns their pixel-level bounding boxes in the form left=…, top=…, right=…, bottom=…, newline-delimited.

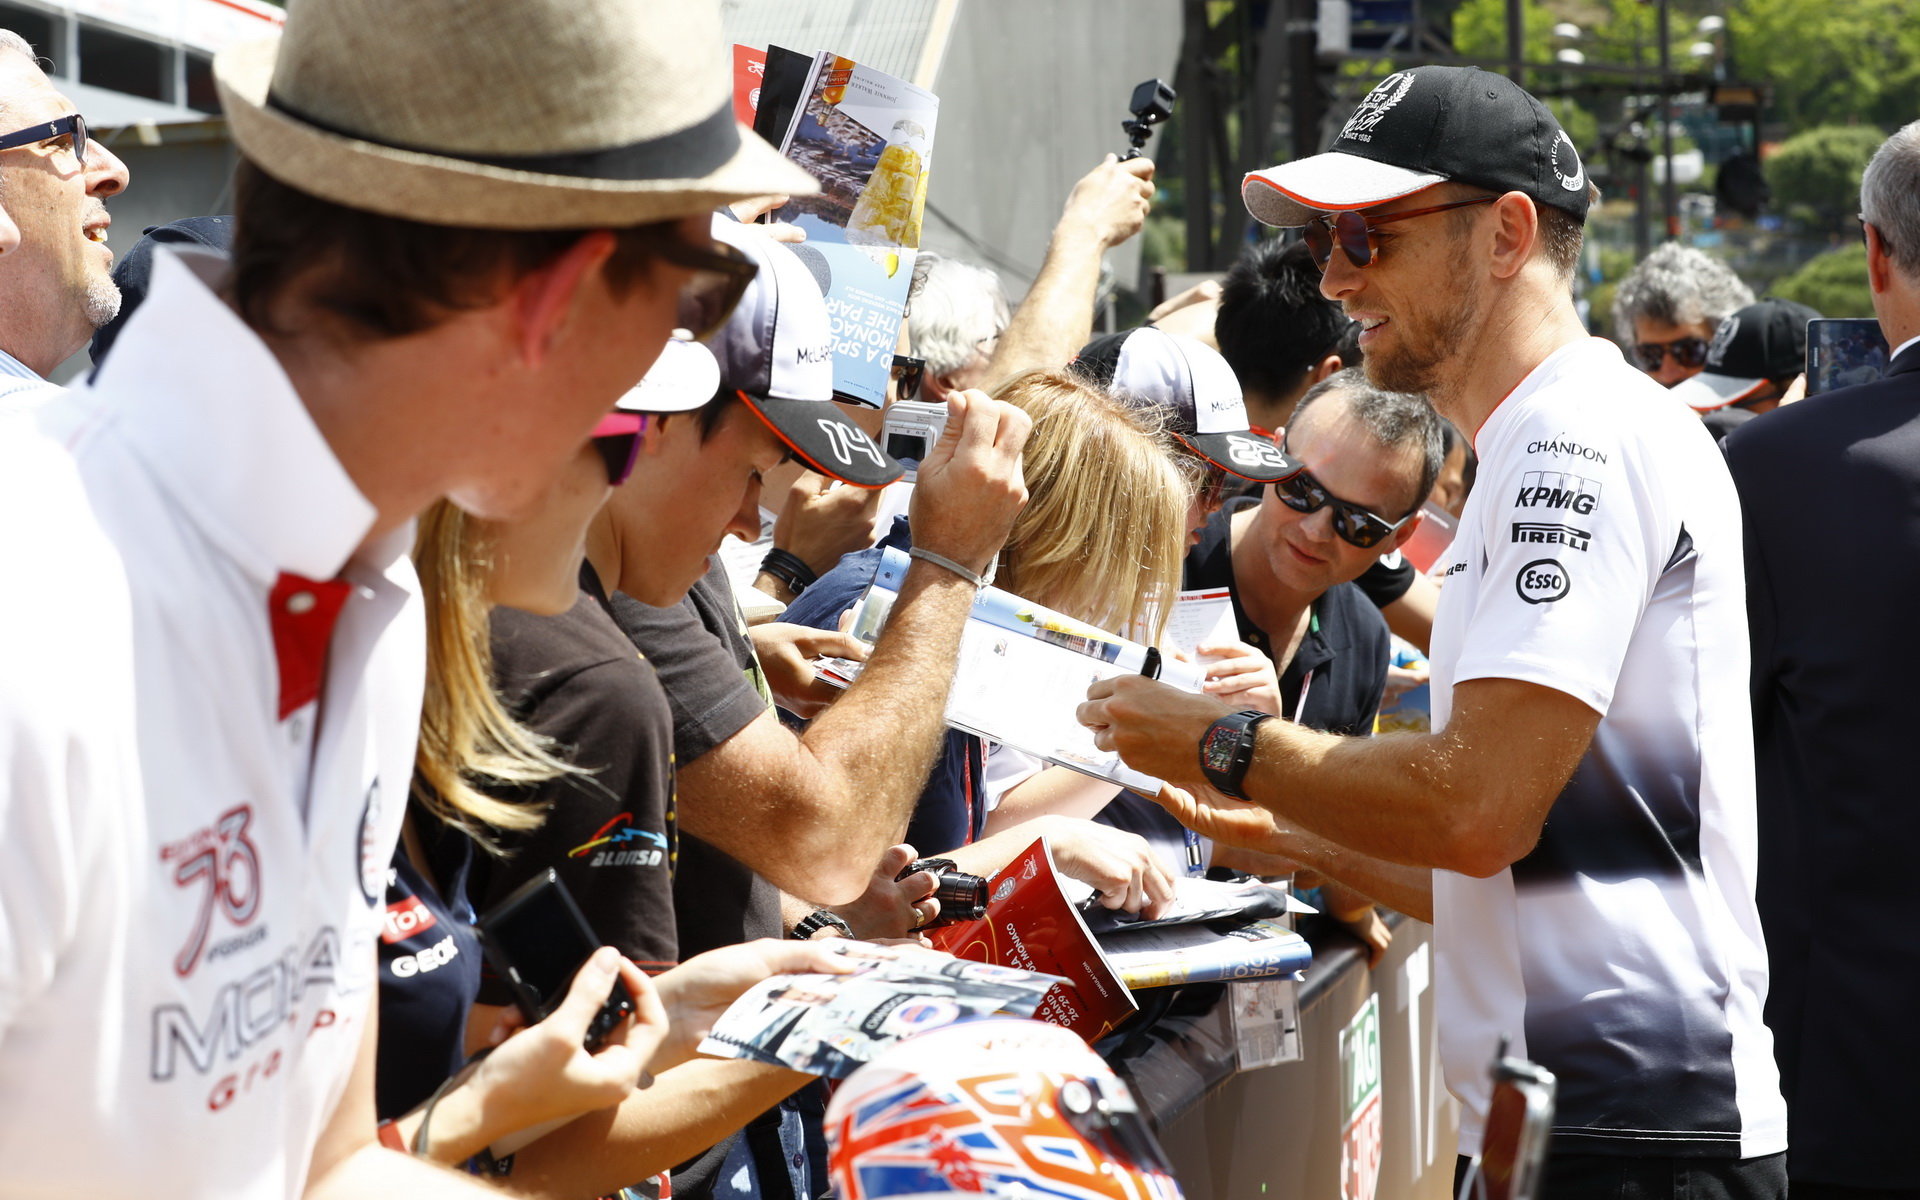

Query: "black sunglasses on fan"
left=1273, top=441, right=1418, bottom=549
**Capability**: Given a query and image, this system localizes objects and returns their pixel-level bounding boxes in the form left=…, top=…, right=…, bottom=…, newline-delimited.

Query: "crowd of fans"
left=2, top=4, right=1917, bottom=1200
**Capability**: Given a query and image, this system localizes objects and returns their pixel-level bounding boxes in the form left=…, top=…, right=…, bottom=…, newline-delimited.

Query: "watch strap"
left=1198, top=709, right=1271, bottom=800
left=790, top=909, right=854, bottom=940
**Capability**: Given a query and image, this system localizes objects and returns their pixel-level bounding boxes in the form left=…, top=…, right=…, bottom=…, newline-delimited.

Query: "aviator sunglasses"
left=1301, top=194, right=1496, bottom=270
left=1630, top=337, right=1710, bottom=373
left=1273, top=439, right=1417, bottom=549
left=591, top=412, right=652, bottom=487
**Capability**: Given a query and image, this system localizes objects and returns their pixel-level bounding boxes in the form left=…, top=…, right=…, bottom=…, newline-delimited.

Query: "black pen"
left=1139, top=645, right=1162, bottom=680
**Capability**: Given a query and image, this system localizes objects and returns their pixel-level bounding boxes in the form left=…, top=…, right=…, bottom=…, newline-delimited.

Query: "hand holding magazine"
left=818, top=547, right=1208, bottom=793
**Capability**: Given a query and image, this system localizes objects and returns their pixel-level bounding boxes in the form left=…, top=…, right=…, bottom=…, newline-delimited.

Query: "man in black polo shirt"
left=1186, top=368, right=1441, bottom=736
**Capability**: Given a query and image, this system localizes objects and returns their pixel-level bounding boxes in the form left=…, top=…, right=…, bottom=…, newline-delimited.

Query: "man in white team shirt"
left=1080, top=65, right=1785, bottom=1199
left=0, top=1, right=830, bottom=1197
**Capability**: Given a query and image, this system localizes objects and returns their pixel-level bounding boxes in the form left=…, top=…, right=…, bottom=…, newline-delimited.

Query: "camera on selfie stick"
left=1121, top=78, right=1177, bottom=161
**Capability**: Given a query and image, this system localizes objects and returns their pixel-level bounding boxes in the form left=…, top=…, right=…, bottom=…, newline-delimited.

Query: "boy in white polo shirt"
left=0, top=2, right=836, bottom=1196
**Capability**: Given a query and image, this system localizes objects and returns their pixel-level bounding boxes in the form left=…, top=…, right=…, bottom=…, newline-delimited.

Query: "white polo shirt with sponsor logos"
left=0, top=248, right=420, bottom=1197
left=1428, top=337, right=1783, bottom=1159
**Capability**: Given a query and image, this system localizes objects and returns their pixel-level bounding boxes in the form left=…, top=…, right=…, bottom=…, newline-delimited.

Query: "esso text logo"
left=1515, top=559, right=1571, bottom=605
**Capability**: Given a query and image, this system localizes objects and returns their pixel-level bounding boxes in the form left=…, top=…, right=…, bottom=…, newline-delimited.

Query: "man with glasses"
left=1081, top=65, right=1785, bottom=1200
left=0, top=30, right=130, bottom=407
left=1612, top=242, right=1755, bottom=388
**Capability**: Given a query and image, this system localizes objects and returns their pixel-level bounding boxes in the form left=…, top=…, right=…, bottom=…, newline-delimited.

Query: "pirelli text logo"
left=1511, top=521, right=1591, bottom=551
left=1514, top=470, right=1599, bottom=515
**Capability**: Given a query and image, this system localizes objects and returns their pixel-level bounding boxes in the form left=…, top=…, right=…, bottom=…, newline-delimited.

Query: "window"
left=78, top=22, right=167, bottom=101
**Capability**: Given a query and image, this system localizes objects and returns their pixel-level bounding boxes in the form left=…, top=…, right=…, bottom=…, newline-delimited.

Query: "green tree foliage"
left=1769, top=244, right=1874, bottom=318
left=1728, top=0, right=1920, bottom=131
left=1766, top=125, right=1883, bottom=234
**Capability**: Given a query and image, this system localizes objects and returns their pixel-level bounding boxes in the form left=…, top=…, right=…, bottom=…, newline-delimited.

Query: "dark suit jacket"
left=1722, top=343, right=1920, bottom=1189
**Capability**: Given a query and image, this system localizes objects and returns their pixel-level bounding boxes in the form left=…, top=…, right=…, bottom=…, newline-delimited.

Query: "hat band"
left=263, top=92, right=743, bottom=183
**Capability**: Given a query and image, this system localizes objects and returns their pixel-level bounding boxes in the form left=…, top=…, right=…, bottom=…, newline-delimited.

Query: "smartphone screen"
left=477, top=869, right=633, bottom=1047
left=1806, top=318, right=1889, bottom=396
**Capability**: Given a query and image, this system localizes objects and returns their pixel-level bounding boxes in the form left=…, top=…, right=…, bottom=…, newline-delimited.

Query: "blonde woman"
left=783, top=369, right=1192, bottom=915
left=380, top=392, right=850, bottom=1174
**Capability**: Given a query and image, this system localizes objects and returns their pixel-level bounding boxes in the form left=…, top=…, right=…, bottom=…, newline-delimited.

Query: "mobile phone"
left=476, top=869, right=634, bottom=1051
left=1805, top=318, right=1889, bottom=396
left=1459, top=1041, right=1556, bottom=1200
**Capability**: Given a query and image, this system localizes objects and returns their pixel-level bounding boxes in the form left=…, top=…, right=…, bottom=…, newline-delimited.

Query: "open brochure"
left=698, top=941, right=1062, bottom=1079
left=1097, top=917, right=1312, bottom=990
left=1075, top=875, right=1310, bottom=937
left=817, top=547, right=1208, bottom=793
left=927, top=838, right=1138, bottom=1041
left=737, top=46, right=938, bottom=407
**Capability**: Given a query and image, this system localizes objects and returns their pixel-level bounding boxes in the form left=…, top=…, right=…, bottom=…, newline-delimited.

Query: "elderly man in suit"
left=1723, top=119, right=1920, bottom=1200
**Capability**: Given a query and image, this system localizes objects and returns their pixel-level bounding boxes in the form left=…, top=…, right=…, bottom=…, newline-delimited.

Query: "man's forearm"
left=799, top=561, right=979, bottom=846
left=506, top=1059, right=810, bottom=1199
left=1277, top=824, right=1433, bottom=922
left=983, top=229, right=1106, bottom=388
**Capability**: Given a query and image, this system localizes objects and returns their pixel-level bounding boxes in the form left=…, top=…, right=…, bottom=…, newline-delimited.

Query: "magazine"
left=1075, top=875, right=1305, bottom=937
left=698, top=941, right=1062, bottom=1079
left=1098, top=917, right=1312, bottom=989
left=927, top=838, right=1138, bottom=1041
left=758, top=50, right=939, bottom=407
left=1163, top=586, right=1237, bottom=658
left=817, top=547, right=1208, bottom=793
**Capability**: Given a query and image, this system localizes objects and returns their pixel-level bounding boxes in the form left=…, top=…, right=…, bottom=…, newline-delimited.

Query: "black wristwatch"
left=790, top=909, right=854, bottom=940
left=1198, top=709, right=1271, bottom=800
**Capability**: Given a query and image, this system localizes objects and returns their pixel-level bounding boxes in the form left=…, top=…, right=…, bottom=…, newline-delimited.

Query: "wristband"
left=760, top=547, right=818, bottom=595
left=908, top=545, right=989, bottom=589
left=791, top=909, right=855, bottom=940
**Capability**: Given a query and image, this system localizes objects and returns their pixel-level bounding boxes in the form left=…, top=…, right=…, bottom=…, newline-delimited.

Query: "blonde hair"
left=412, top=500, right=579, bottom=846
left=990, top=371, right=1189, bottom=641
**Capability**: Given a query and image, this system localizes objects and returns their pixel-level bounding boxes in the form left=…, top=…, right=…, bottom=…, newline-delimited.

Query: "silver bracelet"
left=909, top=545, right=989, bottom=589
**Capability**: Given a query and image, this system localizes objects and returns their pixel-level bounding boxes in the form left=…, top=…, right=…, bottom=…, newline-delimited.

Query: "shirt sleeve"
left=479, top=657, right=680, bottom=987
left=1449, top=417, right=1664, bottom=716
left=1353, top=551, right=1417, bottom=609
left=606, top=587, right=770, bottom=767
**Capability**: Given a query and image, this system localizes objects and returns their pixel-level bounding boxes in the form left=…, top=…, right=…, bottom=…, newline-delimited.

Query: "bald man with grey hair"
left=0, top=29, right=130, bottom=405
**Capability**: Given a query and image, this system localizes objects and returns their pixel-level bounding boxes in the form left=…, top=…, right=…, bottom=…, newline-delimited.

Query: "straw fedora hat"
left=214, top=0, right=817, bottom=229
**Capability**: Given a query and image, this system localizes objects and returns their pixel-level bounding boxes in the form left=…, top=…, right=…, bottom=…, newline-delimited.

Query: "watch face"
left=1202, top=725, right=1239, bottom=773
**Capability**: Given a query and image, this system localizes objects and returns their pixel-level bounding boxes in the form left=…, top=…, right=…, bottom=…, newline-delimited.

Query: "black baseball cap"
left=1073, top=327, right=1300, bottom=482
left=705, top=217, right=903, bottom=488
left=1243, top=66, right=1591, bottom=228
left=1669, top=298, right=1821, bottom=412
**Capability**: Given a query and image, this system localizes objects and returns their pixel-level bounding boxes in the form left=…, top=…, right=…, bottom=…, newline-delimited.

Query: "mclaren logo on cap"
left=1551, top=129, right=1585, bottom=192
left=1339, top=72, right=1416, bottom=144
left=1706, top=314, right=1740, bottom=367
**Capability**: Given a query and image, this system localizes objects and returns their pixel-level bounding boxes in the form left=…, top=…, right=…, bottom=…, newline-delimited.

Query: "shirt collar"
left=0, top=346, right=42, bottom=382
left=1889, top=332, right=1920, bottom=365
left=80, top=246, right=381, bottom=583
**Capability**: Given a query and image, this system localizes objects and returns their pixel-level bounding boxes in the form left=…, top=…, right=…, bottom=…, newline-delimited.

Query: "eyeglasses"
left=1630, top=337, right=1710, bottom=373
left=1301, top=194, right=1497, bottom=270
left=646, top=234, right=757, bottom=341
left=0, top=112, right=88, bottom=172
left=591, top=412, right=650, bottom=487
left=1273, top=442, right=1416, bottom=549
left=891, top=354, right=926, bottom=401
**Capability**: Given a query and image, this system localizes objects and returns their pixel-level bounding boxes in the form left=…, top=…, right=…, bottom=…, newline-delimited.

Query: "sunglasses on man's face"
left=891, top=354, right=926, bottom=401
left=1273, top=445, right=1416, bottom=549
left=1631, top=337, right=1710, bottom=373
left=591, top=412, right=650, bottom=487
left=1301, top=194, right=1497, bottom=271
left=0, top=112, right=87, bottom=172
left=647, top=235, right=757, bottom=342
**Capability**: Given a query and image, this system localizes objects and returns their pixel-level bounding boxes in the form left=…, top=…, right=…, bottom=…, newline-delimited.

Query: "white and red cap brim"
left=1243, top=152, right=1447, bottom=227
left=1669, top=370, right=1769, bottom=412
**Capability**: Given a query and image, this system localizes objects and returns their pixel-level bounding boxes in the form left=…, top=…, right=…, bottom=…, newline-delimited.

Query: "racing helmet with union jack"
left=825, top=1017, right=1184, bottom=1200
